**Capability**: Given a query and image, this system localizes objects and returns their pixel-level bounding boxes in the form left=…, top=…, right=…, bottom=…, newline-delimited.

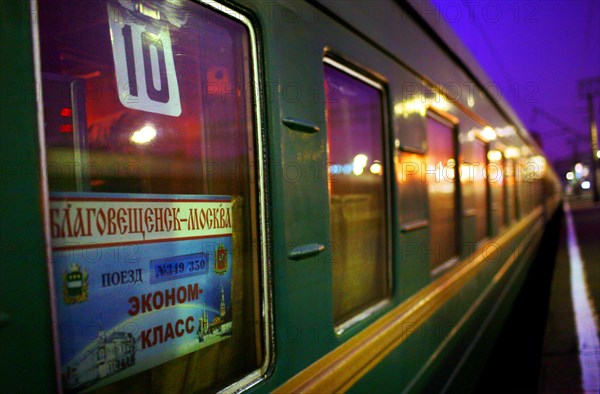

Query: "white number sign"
left=107, top=3, right=182, bottom=116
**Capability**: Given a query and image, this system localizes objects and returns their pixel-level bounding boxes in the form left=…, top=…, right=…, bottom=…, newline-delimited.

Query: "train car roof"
left=403, top=0, right=541, bottom=153
left=309, top=0, right=544, bottom=156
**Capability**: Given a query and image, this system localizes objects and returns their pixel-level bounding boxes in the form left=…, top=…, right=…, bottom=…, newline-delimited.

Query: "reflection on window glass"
left=488, top=151, right=504, bottom=229
left=39, top=0, right=264, bottom=392
left=523, top=158, right=539, bottom=214
left=518, top=159, right=530, bottom=215
left=505, top=159, right=517, bottom=223
left=395, top=151, right=428, bottom=224
left=324, top=63, right=389, bottom=327
left=473, top=141, right=488, bottom=242
left=425, top=116, right=458, bottom=271
left=41, top=1, right=254, bottom=197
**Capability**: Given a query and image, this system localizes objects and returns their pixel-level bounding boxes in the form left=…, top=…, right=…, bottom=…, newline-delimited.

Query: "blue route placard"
left=49, top=192, right=234, bottom=392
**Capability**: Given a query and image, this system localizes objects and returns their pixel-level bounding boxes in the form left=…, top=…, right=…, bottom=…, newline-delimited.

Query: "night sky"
left=431, top=0, right=600, bottom=175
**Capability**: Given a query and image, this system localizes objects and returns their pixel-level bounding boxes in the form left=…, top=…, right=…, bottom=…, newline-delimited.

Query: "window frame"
left=425, top=106, right=462, bottom=276
left=473, top=136, right=491, bottom=245
left=323, top=55, right=393, bottom=335
left=512, top=158, right=522, bottom=220
left=31, top=0, right=273, bottom=392
left=499, top=152, right=507, bottom=229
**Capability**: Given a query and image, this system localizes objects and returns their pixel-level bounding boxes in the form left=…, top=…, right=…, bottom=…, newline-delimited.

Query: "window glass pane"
left=425, top=116, right=458, bottom=270
left=324, top=63, right=389, bottom=326
left=505, top=159, right=517, bottom=222
left=38, top=1, right=264, bottom=392
left=473, top=141, right=488, bottom=242
left=395, top=151, right=428, bottom=224
left=488, top=151, right=504, bottom=229
left=518, top=159, right=533, bottom=214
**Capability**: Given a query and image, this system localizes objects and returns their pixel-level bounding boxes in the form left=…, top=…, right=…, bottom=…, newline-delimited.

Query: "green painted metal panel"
left=0, top=0, right=561, bottom=392
left=0, top=0, right=56, bottom=391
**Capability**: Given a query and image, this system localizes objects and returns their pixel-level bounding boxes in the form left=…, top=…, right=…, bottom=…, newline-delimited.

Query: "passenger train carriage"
left=0, top=0, right=561, bottom=392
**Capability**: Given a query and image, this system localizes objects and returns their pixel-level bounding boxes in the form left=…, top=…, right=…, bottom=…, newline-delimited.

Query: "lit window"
left=505, top=159, right=518, bottom=222
left=39, top=1, right=267, bottom=392
left=473, top=140, right=489, bottom=242
left=488, top=150, right=504, bottom=230
left=324, top=60, right=390, bottom=329
left=425, top=114, right=458, bottom=271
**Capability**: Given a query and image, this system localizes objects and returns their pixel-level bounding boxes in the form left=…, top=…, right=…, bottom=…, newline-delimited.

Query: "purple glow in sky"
left=431, top=0, right=600, bottom=167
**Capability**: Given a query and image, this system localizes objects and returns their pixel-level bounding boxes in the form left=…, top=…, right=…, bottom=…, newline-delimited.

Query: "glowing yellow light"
left=529, top=155, right=546, bottom=179
left=504, top=146, right=520, bottom=159
left=467, top=95, right=475, bottom=108
left=566, top=172, right=574, bottom=180
left=531, top=155, right=546, bottom=166
left=459, top=163, right=474, bottom=182
left=597, top=150, right=600, bottom=159
left=429, top=98, right=451, bottom=112
left=354, top=154, right=368, bottom=168
left=370, top=162, right=383, bottom=175
left=353, top=154, right=368, bottom=176
left=394, top=95, right=457, bottom=118
left=447, top=168, right=456, bottom=180
left=394, top=97, right=427, bottom=118
left=487, top=150, right=502, bottom=162
left=131, top=125, right=157, bottom=144
left=479, top=126, right=497, bottom=141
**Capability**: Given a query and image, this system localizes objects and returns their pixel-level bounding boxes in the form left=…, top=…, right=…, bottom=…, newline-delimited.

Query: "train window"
left=395, top=151, right=429, bottom=224
left=518, top=158, right=533, bottom=215
left=488, top=150, right=504, bottom=230
left=37, top=0, right=268, bottom=392
left=473, top=140, right=489, bottom=242
left=324, top=58, right=390, bottom=330
left=519, top=155, right=545, bottom=214
left=505, top=158, right=517, bottom=223
left=425, top=112, right=459, bottom=272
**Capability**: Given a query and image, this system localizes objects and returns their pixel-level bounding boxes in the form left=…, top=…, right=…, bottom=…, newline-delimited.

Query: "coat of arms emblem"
left=62, top=264, right=88, bottom=304
left=214, top=244, right=228, bottom=275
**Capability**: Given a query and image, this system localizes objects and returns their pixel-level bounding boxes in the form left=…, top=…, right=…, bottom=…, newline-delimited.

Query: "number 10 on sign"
left=108, top=3, right=182, bottom=117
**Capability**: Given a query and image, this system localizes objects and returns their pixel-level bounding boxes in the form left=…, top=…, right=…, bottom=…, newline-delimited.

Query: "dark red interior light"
left=90, top=179, right=105, bottom=187
left=59, top=124, right=73, bottom=133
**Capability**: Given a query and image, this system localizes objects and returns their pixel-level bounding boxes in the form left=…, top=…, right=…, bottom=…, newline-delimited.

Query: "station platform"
left=538, top=200, right=600, bottom=393
left=477, top=199, right=600, bottom=393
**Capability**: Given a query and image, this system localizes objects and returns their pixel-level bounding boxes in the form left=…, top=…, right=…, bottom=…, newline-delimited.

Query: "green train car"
left=0, top=0, right=561, bottom=392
